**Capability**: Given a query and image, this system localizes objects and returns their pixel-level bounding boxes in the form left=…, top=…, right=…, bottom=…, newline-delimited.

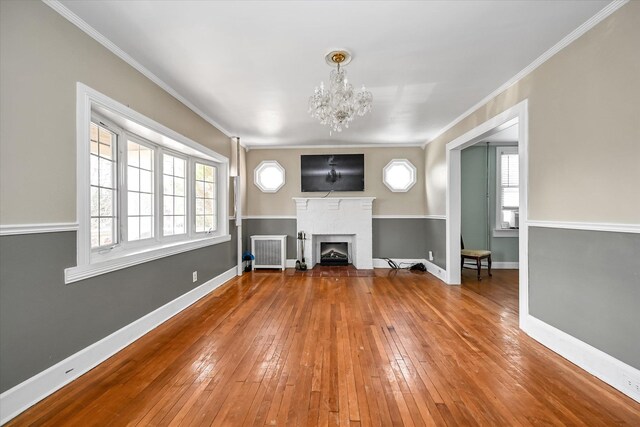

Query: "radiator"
left=250, top=235, right=287, bottom=270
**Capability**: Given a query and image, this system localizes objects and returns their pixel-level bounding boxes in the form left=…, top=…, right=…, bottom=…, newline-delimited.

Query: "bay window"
left=68, top=84, right=229, bottom=284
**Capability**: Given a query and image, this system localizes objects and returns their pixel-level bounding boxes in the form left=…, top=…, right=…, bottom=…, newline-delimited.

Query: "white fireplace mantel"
left=294, top=197, right=375, bottom=269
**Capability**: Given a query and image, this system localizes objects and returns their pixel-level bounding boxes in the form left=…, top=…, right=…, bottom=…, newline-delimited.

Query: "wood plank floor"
left=9, top=268, right=640, bottom=426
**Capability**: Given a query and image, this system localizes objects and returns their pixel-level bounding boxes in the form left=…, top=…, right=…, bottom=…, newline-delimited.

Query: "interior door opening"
left=445, top=100, right=529, bottom=327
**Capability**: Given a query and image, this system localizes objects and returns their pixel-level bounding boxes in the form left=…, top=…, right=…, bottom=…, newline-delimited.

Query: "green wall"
left=461, top=145, right=519, bottom=263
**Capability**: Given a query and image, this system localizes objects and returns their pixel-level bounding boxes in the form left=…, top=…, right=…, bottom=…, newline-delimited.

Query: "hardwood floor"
left=9, top=268, right=639, bottom=426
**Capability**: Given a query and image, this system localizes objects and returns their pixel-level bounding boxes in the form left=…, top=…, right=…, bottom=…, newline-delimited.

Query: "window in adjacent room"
left=496, top=147, right=519, bottom=231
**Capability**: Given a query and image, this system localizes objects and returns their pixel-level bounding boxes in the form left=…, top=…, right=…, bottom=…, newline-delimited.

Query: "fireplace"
left=320, top=242, right=349, bottom=266
left=294, top=197, right=374, bottom=269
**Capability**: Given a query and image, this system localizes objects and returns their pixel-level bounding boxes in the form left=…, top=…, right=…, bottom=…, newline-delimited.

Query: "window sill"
left=65, top=234, right=231, bottom=284
left=493, top=228, right=519, bottom=238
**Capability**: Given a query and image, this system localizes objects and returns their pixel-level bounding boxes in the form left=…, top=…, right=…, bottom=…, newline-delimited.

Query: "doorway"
left=460, top=123, right=520, bottom=279
left=445, top=100, right=529, bottom=327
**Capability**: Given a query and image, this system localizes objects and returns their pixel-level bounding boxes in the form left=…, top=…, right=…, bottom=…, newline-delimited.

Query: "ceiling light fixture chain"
left=308, top=50, right=373, bottom=133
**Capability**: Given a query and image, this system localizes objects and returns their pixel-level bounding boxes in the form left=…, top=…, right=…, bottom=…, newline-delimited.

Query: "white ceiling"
left=58, top=0, right=609, bottom=148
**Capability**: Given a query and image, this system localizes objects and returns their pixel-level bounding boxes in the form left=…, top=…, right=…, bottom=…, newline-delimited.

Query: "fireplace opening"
left=320, top=242, right=349, bottom=266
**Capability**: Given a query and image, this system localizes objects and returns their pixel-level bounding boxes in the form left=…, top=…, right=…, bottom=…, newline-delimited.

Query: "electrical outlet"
left=192, top=271, right=198, bottom=282
left=428, top=251, right=434, bottom=261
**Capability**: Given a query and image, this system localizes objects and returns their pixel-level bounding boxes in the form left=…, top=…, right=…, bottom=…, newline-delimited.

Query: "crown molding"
left=423, top=0, right=629, bottom=148
left=42, top=0, right=233, bottom=138
left=42, top=0, right=627, bottom=151
left=244, top=142, right=425, bottom=150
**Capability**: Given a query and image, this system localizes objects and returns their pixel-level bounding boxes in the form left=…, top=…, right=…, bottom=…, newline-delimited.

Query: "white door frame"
left=445, top=99, right=529, bottom=326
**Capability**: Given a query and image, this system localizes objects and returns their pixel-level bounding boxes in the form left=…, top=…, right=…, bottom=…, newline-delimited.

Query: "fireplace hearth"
left=320, top=242, right=349, bottom=266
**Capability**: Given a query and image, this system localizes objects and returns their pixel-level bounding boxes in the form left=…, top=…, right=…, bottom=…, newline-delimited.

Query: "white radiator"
left=250, top=235, right=287, bottom=270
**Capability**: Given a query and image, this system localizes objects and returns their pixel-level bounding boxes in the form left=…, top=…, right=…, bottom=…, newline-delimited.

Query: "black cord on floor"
left=385, top=258, right=426, bottom=271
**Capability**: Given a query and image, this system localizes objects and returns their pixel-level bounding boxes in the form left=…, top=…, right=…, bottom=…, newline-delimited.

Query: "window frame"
left=494, top=146, right=519, bottom=238
left=122, top=132, right=159, bottom=247
left=382, top=159, right=417, bottom=192
left=88, top=117, right=120, bottom=251
left=68, top=83, right=230, bottom=284
left=192, top=159, right=219, bottom=235
left=254, top=160, right=285, bottom=193
left=160, top=149, right=190, bottom=240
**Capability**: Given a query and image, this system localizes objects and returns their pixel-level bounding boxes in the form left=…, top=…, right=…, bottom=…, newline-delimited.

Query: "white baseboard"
left=0, top=267, right=237, bottom=425
left=522, top=314, right=640, bottom=403
left=285, top=259, right=297, bottom=268
left=372, top=258, right=447, bottom=283
left=423, top=259, right=447, bottom=283
left=372, top=258, right=425, bottom=269
left=463, top=261, right=519, bottom=269
left=492, top=261, right=519, bottom=269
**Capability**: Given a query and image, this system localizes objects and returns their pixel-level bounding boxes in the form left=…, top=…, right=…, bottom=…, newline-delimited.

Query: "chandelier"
left=308, top=50, right=373, bottom=133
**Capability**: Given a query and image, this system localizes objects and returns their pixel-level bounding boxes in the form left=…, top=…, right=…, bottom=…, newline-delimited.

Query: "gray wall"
left=461, top=145, right=518, bottom=262
left=424, top=219, right=446, bottom=269
left=0, top=223, right=237, bottom=392
left=242, top=217, right=447, bottom=269
left=373, top=219, right=426, bottom=259
left=243, top=219, right=297, bottom=259
left=529, top=227, right=640, bottom=369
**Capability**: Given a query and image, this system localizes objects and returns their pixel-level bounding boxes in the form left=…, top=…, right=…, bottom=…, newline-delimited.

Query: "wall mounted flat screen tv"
left=301, top=154, right=364, bottom=192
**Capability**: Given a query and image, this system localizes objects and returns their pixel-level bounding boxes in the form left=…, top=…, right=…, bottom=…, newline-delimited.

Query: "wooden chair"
left=461, top=237, right=492, bottom=281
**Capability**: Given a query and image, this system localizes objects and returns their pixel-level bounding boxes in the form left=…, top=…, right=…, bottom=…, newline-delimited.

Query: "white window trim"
left=494, top=146, right=519, bottom=238
left=383, top=159, right=417, bottom=192
left=89, top=115, right=121, bottom=250
left=254, top=160, right=286, bottom=193
left=121, top=132, right=160, bottom=246
left=159, top=150, right=190, bottom=241
left=192, top=159, right=220, bottom=235
left=67, top=83, right=229, bottom=284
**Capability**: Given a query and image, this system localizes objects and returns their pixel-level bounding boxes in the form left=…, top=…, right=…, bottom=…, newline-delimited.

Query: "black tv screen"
left=301, top=154, right=364, bottom=192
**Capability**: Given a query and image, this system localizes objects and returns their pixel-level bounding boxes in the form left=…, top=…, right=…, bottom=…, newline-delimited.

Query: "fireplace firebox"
left=320, top=242, right=349, bottom=266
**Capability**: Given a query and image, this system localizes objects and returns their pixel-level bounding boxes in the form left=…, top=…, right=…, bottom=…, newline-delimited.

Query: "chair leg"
left=488, top=255, right=492, bottom=277
left=476, top=258, right=481, bottom=281
left=461, top=256, right=464, bottom=270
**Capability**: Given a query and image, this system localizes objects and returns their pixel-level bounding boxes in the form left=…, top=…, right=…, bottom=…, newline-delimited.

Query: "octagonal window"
left=383, top=159, right=417, bottom=192
left=254, top=160, right=285, bottom=193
